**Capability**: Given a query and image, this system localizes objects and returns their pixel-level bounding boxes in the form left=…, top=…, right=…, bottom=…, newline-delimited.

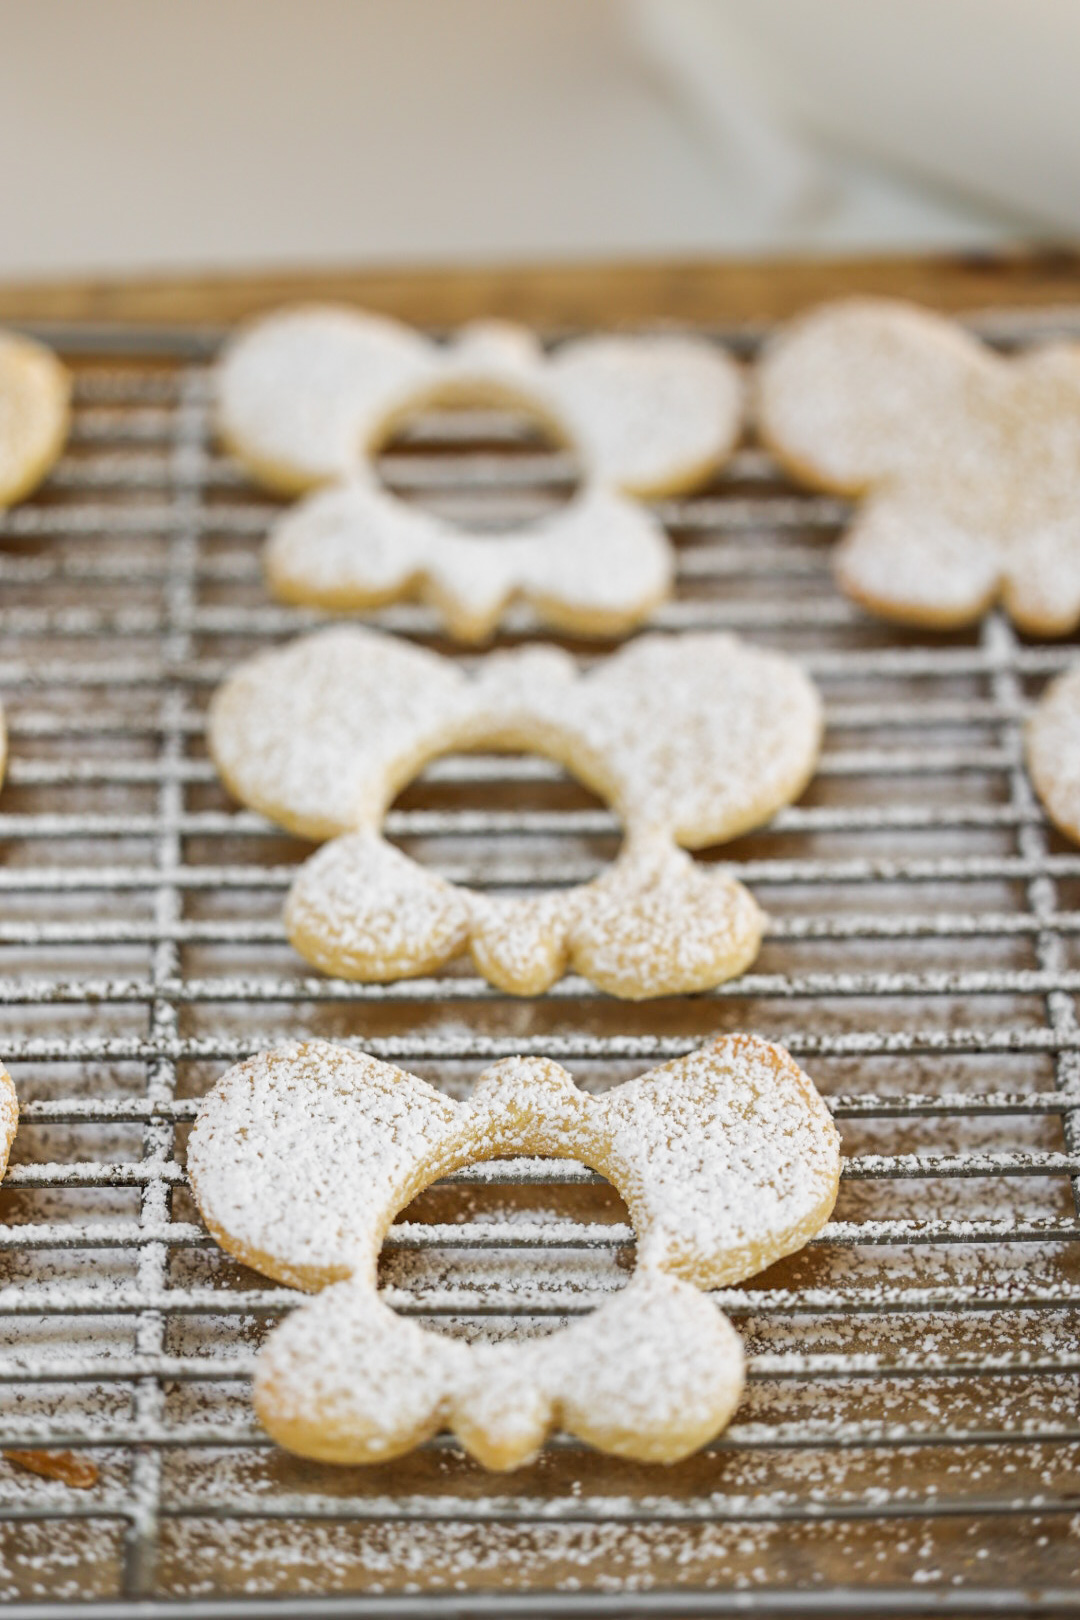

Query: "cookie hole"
left=388, top=747, right=620, bottom=895
left=380, top=1159, right=632, bottom=1344
left=374, top=395, right=582, bottom=536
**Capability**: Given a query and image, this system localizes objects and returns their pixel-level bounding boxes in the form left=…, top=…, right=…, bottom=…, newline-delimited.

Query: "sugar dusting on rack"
left=0, top=313, right=1078, bottom=1607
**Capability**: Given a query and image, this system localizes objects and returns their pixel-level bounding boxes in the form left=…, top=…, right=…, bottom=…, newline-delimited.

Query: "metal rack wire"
left=0, top=311, right=1079, bottom=1613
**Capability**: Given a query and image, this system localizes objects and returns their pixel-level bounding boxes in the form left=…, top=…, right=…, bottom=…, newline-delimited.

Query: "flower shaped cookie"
left=187, top=1035, right=841, bottom=1469
left=208, top=626, right=822, bottom=998
left=0, top=330, right=70, bottom=508
left=216, top=307, right=744, bottom=640
left=757, top=297, right=1080, bottom=635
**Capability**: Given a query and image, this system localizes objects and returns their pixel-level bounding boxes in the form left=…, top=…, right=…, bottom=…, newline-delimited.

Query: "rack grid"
left=0, top=311, right=1080, bottom=1614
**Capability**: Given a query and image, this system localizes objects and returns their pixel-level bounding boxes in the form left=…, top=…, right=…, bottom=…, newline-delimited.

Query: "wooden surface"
left=1, top=246, right=1079, bottom=329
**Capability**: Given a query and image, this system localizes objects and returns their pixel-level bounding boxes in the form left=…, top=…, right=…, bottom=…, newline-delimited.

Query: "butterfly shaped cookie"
left=758, top=297, right=1080, bottom=635
left=217, top=307, right=744, bottom=640
left=208, top=627, right=822, bottom=998
left=188, top=1036, right=841, bottom=1469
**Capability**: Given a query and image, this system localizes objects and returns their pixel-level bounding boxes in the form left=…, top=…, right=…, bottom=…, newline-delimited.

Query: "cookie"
left=208, top=627, right=822, bottom=998
left=1026, top=664, right=1080, bottom=841
left=216, top=308, right=744, bottom=640
left=0, top=1066, right=59, bottom=1488
left=187, top=1035, right=841, bottom=1469
left=0, top=331, right=70, bottom=508
left=756, top=297, right=1080, bottom=635
left=0, top=1067, right=18, bottom=1183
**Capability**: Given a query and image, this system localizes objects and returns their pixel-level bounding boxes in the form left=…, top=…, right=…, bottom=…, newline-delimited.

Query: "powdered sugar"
left=757, top=298, right=1080, bottom=634
left=216, top=306, right=742, bottom=639
left=208, top=627, right=822, bottom=996
left=187, top=1035, right=840, bottom=1468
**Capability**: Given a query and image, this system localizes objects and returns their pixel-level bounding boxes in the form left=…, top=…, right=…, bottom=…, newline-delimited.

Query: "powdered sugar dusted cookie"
left=217, top=308, right=743, bottom=640
left=188, top=1035, right=841, bottom=1468
left=0, top=331, right=70, bottom=508
left=208, top=627, right=821, bottom=998
left=1026, top=664, right=1080, bottom=842
left=0, top=1067, right=18, bottom=1183
left=757, top=298, right=1080, bottom=635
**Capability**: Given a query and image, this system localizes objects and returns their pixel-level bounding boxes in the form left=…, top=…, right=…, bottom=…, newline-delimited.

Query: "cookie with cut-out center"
left=217, top=308, right=744, bottom=640
left=208, top=626, right=821, bottom=998
left=188, top=1035, right=841, bottom=1469
left=757, top=298, right=1080, bottom=635
left=0, top=331, right=70, bottom=508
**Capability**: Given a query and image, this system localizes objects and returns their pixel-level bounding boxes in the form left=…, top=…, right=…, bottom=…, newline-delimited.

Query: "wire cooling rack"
left=2, top=310, right=1080, bottom=1615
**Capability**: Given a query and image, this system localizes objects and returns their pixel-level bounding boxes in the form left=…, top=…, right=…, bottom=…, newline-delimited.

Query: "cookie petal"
left=515, top=486, right=672, bottom=636
left=217, top=306, right=433, bottom=493
left=420, top=488, right=672, bottom=644
left=285, top=832, right=472, bottom=981
left=834, top=490, right=1000, bottom=629
left=208, top=626, right=470, bottom=838
left=265, top=475, right=433, bottom=608
left=468, top=895, right=570, bottom=997
left=1003, top=520, right=1080, bottom=636
left=448, top=1359, right=553, bottom=1471
left=568, top=841, right=765, bottom=1001
left=186, top=1040, right=461, bottom=1288
left=255, top=1282, right=463, bottom=1464
left=550, top=1273, right=745, bottom=1463
left=561, top=633, right=823, bottom=843
left=551, top=334, right=743, bottom=497
left=595, top=1035, right=842, bottom=1288
left=758, top=298, right=981, bottom=494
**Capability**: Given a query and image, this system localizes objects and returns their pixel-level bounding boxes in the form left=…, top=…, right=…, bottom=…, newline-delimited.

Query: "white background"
left=0, top=0, right=1072, bottom=279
